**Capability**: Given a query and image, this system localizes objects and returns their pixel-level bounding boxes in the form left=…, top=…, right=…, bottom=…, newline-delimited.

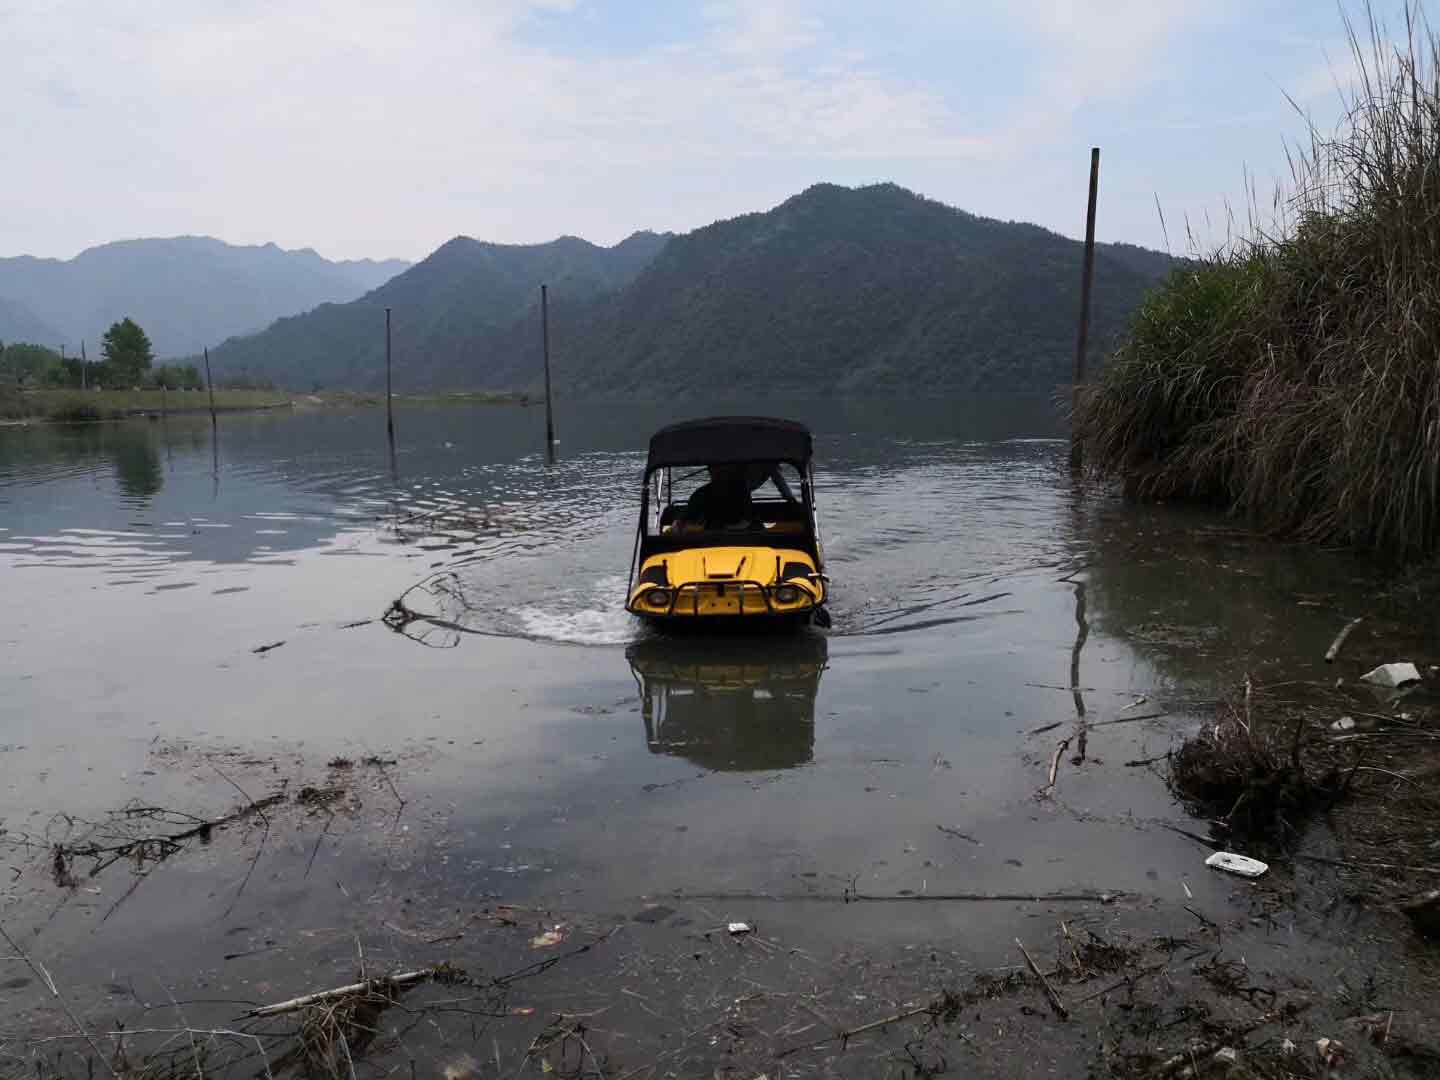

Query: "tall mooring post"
left=1070, top=146, right=1101, bottom=475
left=202, top=346, right=217, bottom=431
left=385, top=307, right=396, bottom=460
left=541, top=284, right=555, bottom=464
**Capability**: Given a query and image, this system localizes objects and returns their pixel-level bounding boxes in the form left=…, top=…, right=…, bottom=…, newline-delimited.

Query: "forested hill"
left=211, top=184, right=1174, bottom=395
left=0, top=237, right=410, bottom=358
left=209, top=232, right=672, bottom=389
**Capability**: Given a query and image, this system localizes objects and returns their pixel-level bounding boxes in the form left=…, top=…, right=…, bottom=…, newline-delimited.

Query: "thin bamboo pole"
left=385, top=307, right=395, bottom=456
left=1070, top=147, right=1101, bottom=474
left=203, top=347, right=217, bottom=431
left=541, top=284, right=555, bottom=464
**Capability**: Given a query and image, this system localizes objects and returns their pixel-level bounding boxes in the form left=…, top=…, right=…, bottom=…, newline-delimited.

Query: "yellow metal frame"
left=626, top=544, right=826, bottom=619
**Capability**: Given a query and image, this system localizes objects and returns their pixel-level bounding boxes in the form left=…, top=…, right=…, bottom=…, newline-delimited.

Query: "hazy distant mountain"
left=209, top=232, right=672, bottom=389
left=0, top=295, right=61, bottom=347
left=0, top=237, right=410, bottom=358
left=211, top=184, right=1174, bottom=395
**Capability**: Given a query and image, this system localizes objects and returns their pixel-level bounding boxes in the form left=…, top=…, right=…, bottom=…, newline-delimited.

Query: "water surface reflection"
left=3, top=395, right=1411, bottom=1069
left=626, top=634, right=828, bottom=770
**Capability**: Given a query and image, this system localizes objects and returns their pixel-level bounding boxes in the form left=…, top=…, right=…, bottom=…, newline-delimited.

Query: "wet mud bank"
left=6, top=646, right=1440, bottom=1078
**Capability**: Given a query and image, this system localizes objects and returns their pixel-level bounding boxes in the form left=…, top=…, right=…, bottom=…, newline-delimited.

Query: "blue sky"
left=1, top=0, right=1418, bottom=261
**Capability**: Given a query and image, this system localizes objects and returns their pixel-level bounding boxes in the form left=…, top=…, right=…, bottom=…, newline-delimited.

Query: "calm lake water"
left=0, top=398, right=1389, bottom=1071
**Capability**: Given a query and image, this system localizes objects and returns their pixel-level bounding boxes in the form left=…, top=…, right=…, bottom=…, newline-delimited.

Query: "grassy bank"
left=1076, top=5, right=1440, bottom=559
left=3, top=388, right=292, bottom=423
left=292, top=389, right=534, bottom=409
left=0, top=387, right=533, bottom=424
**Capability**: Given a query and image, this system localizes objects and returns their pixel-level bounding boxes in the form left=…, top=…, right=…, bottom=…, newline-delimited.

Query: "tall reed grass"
left=1076, top=2, right=1440, bottom=558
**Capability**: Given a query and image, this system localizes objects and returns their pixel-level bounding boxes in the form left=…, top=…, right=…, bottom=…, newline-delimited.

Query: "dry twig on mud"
left=1016, top=938, right=1069, bottom=1019
left=1325, top=617, right=1365, bottom=663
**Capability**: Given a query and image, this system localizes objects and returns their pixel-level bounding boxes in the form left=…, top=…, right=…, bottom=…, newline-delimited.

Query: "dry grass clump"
left=1169, top=702, right=1344, bottom=845
left=1076, top=2, right=1440, bottom=559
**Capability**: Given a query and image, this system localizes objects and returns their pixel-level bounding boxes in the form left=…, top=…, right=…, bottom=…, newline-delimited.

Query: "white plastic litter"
left=1360, top=662, right=1422, bottom=689
left=1316, top=1037, right=1345, bottom=1066
left=727, top=922, right=752, bottom=936
left=1331, top=716, right=1356, bottom=731
left=1205, top=851, right=1269, bottom=878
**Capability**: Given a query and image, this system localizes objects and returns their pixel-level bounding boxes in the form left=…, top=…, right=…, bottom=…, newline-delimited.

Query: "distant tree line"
left=0, top=317, right=206, bottom=391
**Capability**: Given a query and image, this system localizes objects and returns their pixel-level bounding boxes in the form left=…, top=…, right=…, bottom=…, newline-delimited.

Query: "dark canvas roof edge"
left=645, top=416, right=813, bottom=470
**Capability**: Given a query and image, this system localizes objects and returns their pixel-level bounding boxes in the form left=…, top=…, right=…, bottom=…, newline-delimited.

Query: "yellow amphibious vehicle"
left=625, top=417, right=830, bottom=627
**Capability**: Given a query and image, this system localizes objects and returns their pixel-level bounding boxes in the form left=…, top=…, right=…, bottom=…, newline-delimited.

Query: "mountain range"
left=208, top=231, right=671, bottom=390
left=0, top=295, right=62, bottom=347
left=209, top=184, right=1175, bottom=396
left=0, top=237, right=410, bottom=358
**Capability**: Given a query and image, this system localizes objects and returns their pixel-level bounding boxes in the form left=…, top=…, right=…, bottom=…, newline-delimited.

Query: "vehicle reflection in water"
left=625, top=634, right=828, bottom=771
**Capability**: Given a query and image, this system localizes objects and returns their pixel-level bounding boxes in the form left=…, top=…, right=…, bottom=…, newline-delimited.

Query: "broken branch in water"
left=244, top=968, right=446, bottom=1018
left=51, top=794, right=288, bottom=882
left=1183, top=905, right=1217, bottom=929
left=1125, top=754, right=1169, bottom=768
left=669, top=889, right=1121, bottom=904
left=1044, top=737, right=1073, bottom=791
left=1015, top=938, right=1069, bottom=1019
left=1071, top=961, right=1170, bottom=1005
left=492, top=926, right=621, bottom=987
left=1324, top=616, right=1364, bottom=663
left=1089, top=712, right=1168, bottom=728
left=775, top=1000, right=939, bottom=1058
left=936, top=824, right=981, bottom=845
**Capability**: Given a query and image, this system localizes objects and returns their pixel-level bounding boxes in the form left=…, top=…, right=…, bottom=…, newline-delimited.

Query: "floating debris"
left=1360, top=662, right=1422, bottom=688
left=1204, top=851, right=1269, bottom=878
left=1316, top=1036, right=1346, bottom=1066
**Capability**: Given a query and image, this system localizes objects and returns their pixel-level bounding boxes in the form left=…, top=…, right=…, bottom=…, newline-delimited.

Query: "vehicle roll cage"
left=625, top=418, right=825, bottom=610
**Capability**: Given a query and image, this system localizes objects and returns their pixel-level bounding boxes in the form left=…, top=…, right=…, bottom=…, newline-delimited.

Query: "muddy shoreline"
left=6, top=640, right=1440, bottom=1078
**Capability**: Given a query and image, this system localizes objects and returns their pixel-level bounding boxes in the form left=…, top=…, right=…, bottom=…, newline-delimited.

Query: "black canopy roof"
left=645, top=416, right=812, bottom=470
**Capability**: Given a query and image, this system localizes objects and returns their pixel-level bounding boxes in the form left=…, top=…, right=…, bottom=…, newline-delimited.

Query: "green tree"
left=101, top=317, right=154, bottom=387
left=0, top=342, right=64, bottom=387
left=149, top=362, right=204, bottom=390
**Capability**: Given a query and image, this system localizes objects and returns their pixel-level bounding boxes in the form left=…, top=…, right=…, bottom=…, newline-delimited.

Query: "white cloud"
left=0, top=0, right=1319, bottom=261
left=4, top=0, right=1021, bottom=258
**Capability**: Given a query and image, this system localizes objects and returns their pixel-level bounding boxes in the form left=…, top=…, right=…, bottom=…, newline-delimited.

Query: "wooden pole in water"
left=541, top=284, right=555, bottom=464
left=203, top=346, right=218, bottom=432
left=1070, top=146, right=1100, bottom=475
left=385, top=307, right=395, bottom=451
left=80, top=340, right=87, bottom=390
